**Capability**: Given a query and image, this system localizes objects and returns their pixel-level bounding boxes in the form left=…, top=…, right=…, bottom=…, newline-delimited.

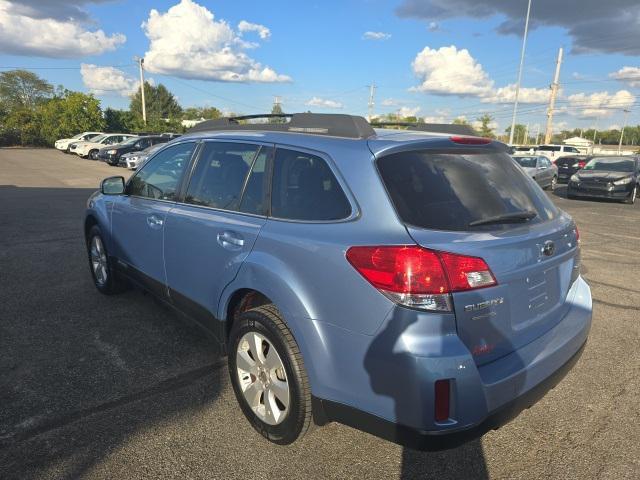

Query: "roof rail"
left=187, top=113, right=376, bottom=139
left=370, top=122, right=478, bottom=136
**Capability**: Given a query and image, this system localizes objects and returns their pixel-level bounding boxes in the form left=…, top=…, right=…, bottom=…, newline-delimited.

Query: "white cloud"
left=80, top=64, right=140, bottom=97
left=481, top=83, right=550, bottom=104
left=422, top=114, right=448, bottom=123
left=306, top=97, right=343, bottom=109
left=238, top=20, right=271, bottom=39
left=567, top=90, right=635, bottom=118
left=381, top=98, right=401, bottom=106
left=410, top=45, right=493, bottom=96
left=0, top=0, right=125, bottom=58
left=427, top=21, right=440, bottom=32
left=363, top=31, right=391, bottom=40
left=398, top=106, right=421, bottom=117
left=607, top=124, right=621, bottom=131
left=609, top=66, right=640, bottom=88
left=142, top=0, right=290, bottom=83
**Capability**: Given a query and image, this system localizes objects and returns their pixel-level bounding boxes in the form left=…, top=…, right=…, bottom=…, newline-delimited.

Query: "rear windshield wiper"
left=469, top=210, right=537, bottom=227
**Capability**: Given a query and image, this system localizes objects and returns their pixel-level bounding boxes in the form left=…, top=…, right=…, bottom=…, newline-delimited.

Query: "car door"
left=163, top=141, right=271, bottom=337
left=111, top=141, right=197, bottom=297
left=536, top=157, right=551, bottom=187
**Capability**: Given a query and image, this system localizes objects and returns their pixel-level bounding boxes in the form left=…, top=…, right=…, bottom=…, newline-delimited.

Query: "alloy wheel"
left=90, top=235, right=108, bottom=286
left=236, top=331, right=290, bottom=426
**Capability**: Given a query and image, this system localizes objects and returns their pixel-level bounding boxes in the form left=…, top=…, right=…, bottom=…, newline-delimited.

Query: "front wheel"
left=86, top=225, right=127, bottom=294
left=624, top=186, right=637, bottom=204
left=228, top=305, right=312, bottom=445
left=549, top=175, right=557, bottom=191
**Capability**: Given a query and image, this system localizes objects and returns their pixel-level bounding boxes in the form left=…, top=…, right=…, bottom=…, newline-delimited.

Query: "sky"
left=1, top=0, right=639, bottom=135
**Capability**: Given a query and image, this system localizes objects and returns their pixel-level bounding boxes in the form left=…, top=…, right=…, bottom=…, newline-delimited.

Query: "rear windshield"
left=377, top=150, right=558, bottom=231
left=513, top=156, right=537, bottom=168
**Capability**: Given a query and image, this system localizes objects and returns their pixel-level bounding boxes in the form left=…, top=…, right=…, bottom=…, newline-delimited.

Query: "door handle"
left=146, top=214, right=164, bottom=229
left=217, top=231, right=244, bottom=249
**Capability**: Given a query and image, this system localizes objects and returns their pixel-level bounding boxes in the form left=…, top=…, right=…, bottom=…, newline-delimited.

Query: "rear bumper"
left=304, top=276, right=592, bottom=450
left=314, top=338, right=586, bottom=451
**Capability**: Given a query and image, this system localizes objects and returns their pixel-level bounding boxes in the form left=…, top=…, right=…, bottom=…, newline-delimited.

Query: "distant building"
left=563, top=136, right=593, bottom=154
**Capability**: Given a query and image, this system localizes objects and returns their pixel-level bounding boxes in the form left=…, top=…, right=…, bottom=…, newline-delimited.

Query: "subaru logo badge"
left=542, top=240, right=555, bottom=257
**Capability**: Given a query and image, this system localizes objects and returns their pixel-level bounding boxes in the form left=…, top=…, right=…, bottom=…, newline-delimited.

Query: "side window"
left=271, top=148, right=351, bottom=221
left=185, top=142, right=259, bottom=210
left=127, top=142, right=195, bottom=200
left=137, top=138, right=150, bottom=149
left=239, top=148, right=271, bottom=215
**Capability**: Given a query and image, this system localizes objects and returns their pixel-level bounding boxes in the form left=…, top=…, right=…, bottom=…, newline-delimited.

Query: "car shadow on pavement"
left=365, top=305, right=526, bottom=480
left=0, top=185, right=224, bottom=479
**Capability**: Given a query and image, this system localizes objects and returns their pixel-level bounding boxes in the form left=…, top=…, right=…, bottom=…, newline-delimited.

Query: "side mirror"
left=101, top=176, right=125, bottom=195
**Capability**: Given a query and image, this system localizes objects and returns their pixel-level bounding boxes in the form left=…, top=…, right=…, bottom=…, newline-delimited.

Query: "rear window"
left=377, top=150, right=558, bottom=231
left=538, top=145, right=561, bottom=152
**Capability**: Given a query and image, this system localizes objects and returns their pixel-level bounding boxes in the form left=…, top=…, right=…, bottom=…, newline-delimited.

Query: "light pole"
left=508, top=0, right=532, bottom=146
left=618, top=109, right=630, bottom=155
left=134, top=56, right=147, bottom=125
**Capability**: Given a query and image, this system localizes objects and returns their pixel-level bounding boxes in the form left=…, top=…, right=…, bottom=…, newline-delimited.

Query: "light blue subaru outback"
left=84, top=114, right=591, bottom=450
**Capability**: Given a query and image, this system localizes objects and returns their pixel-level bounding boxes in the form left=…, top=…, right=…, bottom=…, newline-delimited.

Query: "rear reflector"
left=450, top=135, right=492, bottom=145
left=346, top=246, right=496, bottom=311
left=434, top=379, right=450, bottom=422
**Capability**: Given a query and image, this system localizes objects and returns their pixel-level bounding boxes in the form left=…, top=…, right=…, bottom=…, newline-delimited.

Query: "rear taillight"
left=449, top=136, right=492, bottom=145
left=345, top=246, right=496, bottom=312
left=578, top=161, right=586, bottom=168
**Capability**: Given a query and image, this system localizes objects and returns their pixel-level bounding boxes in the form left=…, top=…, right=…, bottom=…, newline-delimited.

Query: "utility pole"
left=367, top=83, right=376, bottom=121
left=544, top=47, right=563, bottom=144
left=618, top=109, right=630, bottom=154
left=135, top=56, right=147, bottom=125
left=524, top=122, right=530, bottom=145
left=508, top=0, right=532, bottom=146
left=534, top=124, right=541, bottom=145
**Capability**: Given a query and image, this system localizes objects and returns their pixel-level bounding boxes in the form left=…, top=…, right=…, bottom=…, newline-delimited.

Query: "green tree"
left=269, top=102, right=286, bottom=123
left=504, top=124, right=528, bottom=144
left=130, top=82, right=182, bottom=126
left=182, top=106, right=222, bottom=120
left=452, top=117, right=469, bottom=125
left=38, top=92, right=105, bottom=144
left=476, top=114, right=495, bottom=138
left=0, top=70, right=53, bottom=110
left=104, top=108, right=134, bottom=132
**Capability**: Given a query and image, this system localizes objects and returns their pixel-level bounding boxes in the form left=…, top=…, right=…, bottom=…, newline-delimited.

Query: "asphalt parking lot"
left=1, top=148, right=639, bottom=479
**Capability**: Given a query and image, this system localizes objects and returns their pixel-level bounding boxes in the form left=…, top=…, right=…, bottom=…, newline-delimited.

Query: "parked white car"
left=72, top=134, right=137, bottom=159
left=534, top=144, right=581, bottom=162
left=54, top=132, right=103, bottom=153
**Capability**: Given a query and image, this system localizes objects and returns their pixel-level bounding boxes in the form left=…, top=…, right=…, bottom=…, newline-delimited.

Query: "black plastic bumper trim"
left=312, top=339, right=587, bottom=451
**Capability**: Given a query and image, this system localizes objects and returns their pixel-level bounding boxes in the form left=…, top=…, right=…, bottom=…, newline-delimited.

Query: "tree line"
left=0, top=70, right=222, bottom=147
left=1, top=69, right=637, bottom=147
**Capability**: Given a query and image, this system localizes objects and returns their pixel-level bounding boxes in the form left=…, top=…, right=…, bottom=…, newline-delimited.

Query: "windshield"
left=89, top=134, right=107, bottom=143
left=377, top=150, right=558, bottom=231
left=583, top=157, right=635, bottom=173
left=71, top=133, right=84, bottom=139
left=121, top=137, right=140, bottom=146
left=513, top=156, right=537, bottom=168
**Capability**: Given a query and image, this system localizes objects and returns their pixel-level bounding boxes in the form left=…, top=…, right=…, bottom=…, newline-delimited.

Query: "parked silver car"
left=121, top=142, right=166, bottom=170
left=513, top=155, right=558, bottom=190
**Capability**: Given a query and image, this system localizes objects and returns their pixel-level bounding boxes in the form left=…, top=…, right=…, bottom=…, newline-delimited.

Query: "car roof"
left=180, top=128, right=505, bottom=157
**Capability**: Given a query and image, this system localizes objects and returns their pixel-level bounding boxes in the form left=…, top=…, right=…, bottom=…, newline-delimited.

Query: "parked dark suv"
left=556, top=156, right=590, bottom=183
left=98, top=135, right=170, bottom=166
left=85, top=114, right=591, bottom=450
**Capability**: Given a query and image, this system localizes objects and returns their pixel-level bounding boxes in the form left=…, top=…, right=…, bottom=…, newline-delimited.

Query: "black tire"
left=624, top=186, right=637, bottom=204
left=550, top=175, right=557, bottom=191
left=86, top=225, right=127, bottom=294
left=89, top=150, right=99, bottom=160
left=228, top=304, right=312, bottom=445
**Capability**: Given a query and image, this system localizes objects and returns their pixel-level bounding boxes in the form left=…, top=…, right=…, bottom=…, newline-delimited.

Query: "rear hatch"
left=376, top=147, right=580, bottom=366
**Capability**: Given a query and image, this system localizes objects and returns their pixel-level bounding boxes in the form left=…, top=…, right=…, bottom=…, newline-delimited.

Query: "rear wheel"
left=549, top=175, right=557, bottom=191
left=228, top=305, right=312, bottom=445
left=89, top=150, right=99, bottom=160
left=624, top=185, right=637, bottom=204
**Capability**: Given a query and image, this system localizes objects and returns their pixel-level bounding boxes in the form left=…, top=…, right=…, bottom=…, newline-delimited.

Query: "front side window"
left=271, top=148, right=351, bottom=221
left=127, top=142, right=195, bottom=200
left=513, top=156, right=537, bottom=168
left=185, top=142, right=259, bottom=210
